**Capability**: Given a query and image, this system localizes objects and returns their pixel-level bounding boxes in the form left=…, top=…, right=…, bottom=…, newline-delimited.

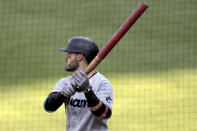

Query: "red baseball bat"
left=85, top=2, right=148, bottom=74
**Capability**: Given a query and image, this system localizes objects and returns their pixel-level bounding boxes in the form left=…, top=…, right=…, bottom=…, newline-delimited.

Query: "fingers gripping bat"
left=85, top=2, right=148, bottom=74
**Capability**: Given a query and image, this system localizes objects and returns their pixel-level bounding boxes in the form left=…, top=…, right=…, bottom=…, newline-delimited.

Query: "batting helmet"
left=60, top=37, right=99, bottom=63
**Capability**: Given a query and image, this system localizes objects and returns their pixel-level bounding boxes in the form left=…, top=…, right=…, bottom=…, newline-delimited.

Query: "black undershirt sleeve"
left=43, top=92, right=66, bottom=113
left=84, top=89, right=100, bottom=107
left=84, top=89, right=112, bottom=119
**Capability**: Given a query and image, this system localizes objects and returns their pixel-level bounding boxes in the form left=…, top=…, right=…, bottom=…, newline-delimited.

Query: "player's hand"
left=60, top=76, right=76, bottom=97
left=72, top=70, right=91, bottom=92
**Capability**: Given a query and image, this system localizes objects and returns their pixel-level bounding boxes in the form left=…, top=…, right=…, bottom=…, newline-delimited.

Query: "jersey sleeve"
left=51, top=78, right=67, bottom=93
left=44, top=77, right=69, bottom=113
left=96, top=80, right=114, bottom=110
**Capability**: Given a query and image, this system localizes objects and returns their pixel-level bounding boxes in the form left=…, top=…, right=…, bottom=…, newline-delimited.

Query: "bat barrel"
left=98, top=2, right=148, bottom=59
left=85, top=2, right=148, bottom=74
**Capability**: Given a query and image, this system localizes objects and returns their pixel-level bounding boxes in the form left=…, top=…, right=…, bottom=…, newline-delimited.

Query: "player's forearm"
left=84, top=89, right=112, bottom=120
left=43, top=92, right=66, bottom=113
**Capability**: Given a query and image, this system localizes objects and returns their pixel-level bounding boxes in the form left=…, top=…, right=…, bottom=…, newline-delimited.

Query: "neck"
left=74, top=62, right=96, bottom=78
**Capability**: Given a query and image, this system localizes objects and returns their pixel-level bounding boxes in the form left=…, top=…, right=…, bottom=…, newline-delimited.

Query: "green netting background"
left=0, top=0, right=197, bottom=130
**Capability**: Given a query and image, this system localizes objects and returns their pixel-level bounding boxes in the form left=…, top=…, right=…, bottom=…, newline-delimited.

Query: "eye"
left=66, top=55, right=71, bottom=59
left=66, top=53, right=72, bottom=59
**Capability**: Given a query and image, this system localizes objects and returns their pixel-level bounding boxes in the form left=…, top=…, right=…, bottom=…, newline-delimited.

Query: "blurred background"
left=0, top=0, right=197, bottom=130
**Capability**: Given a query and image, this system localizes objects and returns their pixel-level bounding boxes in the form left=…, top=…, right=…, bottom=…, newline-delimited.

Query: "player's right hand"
left=60, top=76, right=76, bottom=97
left=72, top=70, right=91, bottom=92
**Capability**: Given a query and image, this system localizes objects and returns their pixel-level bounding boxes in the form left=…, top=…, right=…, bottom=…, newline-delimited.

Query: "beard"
left=65, top=59, right=79, bottom=72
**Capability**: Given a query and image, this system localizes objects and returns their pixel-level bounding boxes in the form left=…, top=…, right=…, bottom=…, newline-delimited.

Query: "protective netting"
left=0, top=0, right=197, bottom=130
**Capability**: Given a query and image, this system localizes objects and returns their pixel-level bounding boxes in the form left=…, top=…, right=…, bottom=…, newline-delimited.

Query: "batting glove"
left=60, top=76, right=77, bottom=97
left=72, top=70, right=92, bottom=92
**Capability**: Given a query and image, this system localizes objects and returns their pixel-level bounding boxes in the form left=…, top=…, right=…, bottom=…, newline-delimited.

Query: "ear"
left=77, top=54, right=84, bottom=62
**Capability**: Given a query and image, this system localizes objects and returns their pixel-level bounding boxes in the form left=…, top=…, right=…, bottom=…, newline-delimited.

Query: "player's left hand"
left=60, top=76, right=77, bottom=97
left=72, top=70, right=91, bottom=92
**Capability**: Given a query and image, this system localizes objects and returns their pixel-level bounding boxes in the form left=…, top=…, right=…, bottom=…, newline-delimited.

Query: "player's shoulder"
left=59, top=76, right=72, bottom=81
left=91, top=72, right=110, bottom=82
left=51, top=77, right=70, bottom=93
left=90, top=72, right=112, bottom=87
left=56, top=76, right=72, bottom=84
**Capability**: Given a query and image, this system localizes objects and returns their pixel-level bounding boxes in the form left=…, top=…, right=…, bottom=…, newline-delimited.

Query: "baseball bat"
left=85, top=2, right=148, bottom=74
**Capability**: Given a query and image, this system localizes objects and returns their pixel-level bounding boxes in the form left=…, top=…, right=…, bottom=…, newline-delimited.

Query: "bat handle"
left=84, top=56, right=102, bottom=74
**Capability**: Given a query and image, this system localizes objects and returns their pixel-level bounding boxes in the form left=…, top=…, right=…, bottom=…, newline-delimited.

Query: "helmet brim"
left=59, top=47, right=80, bottom=54
left=59, top=47, right=69, bottom=52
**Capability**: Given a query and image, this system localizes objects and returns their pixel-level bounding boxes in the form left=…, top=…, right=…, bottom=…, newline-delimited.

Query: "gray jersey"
left=52, top=72, right=114, bottom=131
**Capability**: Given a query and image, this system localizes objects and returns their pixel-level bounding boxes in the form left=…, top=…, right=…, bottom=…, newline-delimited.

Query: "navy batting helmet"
left=60, top=37, right=99, bottom=63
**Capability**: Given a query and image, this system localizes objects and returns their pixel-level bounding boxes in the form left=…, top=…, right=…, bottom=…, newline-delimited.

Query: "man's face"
left=65, top=52, right=79, bottom=72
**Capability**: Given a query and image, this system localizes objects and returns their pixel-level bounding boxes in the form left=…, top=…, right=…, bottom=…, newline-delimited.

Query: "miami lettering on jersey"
left=65, top=98, right=88, bottom=108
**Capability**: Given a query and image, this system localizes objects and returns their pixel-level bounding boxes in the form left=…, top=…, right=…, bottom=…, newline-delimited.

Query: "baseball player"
left=43, top=36, right=113, bottom=131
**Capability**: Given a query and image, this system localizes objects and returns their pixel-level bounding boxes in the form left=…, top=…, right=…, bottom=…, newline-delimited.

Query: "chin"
left=65, top=67, right=74, bottom=72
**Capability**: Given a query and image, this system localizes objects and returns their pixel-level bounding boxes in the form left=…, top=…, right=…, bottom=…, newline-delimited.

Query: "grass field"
left=0, top=0, right=197, bottom=130
left=1, top=69, right=197, bottom=131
